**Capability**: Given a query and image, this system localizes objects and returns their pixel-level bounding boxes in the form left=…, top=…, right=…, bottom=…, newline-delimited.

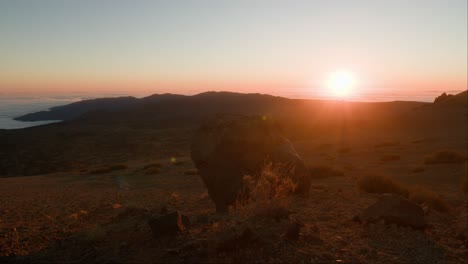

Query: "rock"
left=190, top=115, right=310, bottom=213
left=148, top=211, right=190, bottom=238
left=355, top=194, right=427, bottom=230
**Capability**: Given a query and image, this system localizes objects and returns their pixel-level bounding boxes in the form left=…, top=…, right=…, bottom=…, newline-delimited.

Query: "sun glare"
left=327, top=70, right=356, bottom=98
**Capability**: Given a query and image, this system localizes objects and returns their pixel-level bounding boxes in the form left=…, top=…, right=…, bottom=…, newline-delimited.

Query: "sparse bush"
left=358, top=174, right=409, bottom=197
left=409, top=186, right=450, bottom=212
left=425, top=150, right=466, bottom=164
left=380, top=154, right=400, bottom=162
left=309, top=165, right=344, bottom=178
left=235, top=162, right=296, bottom=219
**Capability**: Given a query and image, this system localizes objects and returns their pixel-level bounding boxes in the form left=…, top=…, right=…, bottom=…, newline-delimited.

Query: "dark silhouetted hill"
left=14, top=96, right=138, bottom=121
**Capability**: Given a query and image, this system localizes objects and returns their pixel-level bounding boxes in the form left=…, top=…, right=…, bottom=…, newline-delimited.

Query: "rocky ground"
left=0, top=148, right=466, bottom=263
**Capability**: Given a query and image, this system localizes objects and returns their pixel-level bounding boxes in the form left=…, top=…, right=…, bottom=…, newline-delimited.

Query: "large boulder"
left=354, top=194, right=427, bottom=230
left=190, top=115, right=310, bottom=213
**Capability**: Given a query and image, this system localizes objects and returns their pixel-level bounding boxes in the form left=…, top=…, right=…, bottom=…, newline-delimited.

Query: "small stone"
left=356, top=194, right=427, bottom=230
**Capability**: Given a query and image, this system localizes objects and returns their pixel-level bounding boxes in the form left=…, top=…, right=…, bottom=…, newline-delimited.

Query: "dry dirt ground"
left=0, top=132, right=466, bottom=263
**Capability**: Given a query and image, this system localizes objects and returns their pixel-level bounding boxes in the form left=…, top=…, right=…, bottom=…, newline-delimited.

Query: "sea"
left=0, top=90, right=463, bottom=130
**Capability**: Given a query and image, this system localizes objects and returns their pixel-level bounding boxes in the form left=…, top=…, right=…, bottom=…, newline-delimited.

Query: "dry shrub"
left=309, top=165, right=344, bottom=178
left=409, top=186, right=450, bottom=212
left=358, top=174, right=409, bottom=197
left=380, top=154, right=400, bottom=162
left=236, top=162, right=296, bottom=220
left=425, top=150, right=466, bottom=164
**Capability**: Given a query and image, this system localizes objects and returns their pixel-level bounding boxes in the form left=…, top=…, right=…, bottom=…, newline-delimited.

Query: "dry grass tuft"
left=235, top=162, right=296, bottom=220
left=358, top=174, right=409, bottom=197
left=425, top=150, right=466, bottom=164
left=409, top=186, right=450, bottom=212
left=309, top=165, right=344, bottom=178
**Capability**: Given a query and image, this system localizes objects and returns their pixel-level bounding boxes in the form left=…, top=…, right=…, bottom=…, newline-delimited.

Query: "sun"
left=327, top=70, right=356, bottom=98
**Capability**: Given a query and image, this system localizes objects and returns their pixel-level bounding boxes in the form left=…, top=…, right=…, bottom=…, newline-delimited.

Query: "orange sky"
left=1, top=1, right=466, bottom=98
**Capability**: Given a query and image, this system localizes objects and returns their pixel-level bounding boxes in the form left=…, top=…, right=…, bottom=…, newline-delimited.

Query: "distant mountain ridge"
left=15, top=96, right=139, bottom=122
left=14, top=90, right=466, bottom=124
left=14, top=92, right=286, bottom=122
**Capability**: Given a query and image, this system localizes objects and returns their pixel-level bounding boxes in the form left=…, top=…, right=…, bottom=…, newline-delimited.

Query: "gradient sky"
left=0, top=0, right=466, bottom=97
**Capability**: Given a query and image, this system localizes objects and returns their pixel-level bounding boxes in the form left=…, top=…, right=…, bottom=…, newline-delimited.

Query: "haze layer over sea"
left=0, top=90, right=461, bottom=129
